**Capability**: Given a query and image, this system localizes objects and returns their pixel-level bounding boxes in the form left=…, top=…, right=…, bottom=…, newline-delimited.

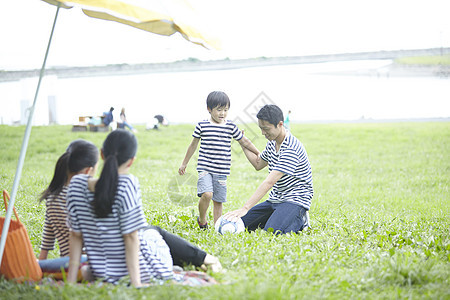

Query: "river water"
left=1, top=60, right=449, bottom=126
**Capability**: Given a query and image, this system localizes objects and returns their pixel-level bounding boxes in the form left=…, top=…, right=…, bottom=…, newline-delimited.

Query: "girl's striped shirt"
left=40, top=186, right=70, bottom=256
left=67, top=174, right=173, bottom=284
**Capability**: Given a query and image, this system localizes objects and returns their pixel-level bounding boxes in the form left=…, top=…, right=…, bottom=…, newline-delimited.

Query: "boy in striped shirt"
left=179, top=91, right=259, bottom=229
left=225, top=104, right=313, bottom=234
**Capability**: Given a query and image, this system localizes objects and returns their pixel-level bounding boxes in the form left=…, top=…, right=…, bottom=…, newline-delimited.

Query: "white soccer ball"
left=215, top=216, right=245, bottom=234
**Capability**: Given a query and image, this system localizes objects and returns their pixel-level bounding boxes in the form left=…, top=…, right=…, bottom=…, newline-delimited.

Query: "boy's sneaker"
left=197, top=217, right=208, bottom=230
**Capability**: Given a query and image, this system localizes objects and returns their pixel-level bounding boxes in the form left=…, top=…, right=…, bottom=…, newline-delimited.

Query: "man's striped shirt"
left=193, top=120, right=243, bottom=175
left=260, top=132, right=313, bottom=210
left=67, top=174, right=173, bottom=284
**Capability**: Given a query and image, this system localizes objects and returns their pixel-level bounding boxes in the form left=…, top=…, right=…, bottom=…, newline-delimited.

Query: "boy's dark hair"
left=256, top=104, right=284, bottom=127
left=206, top=91, right=230, bottom=110
left=94, top=129, right=137, bottom=218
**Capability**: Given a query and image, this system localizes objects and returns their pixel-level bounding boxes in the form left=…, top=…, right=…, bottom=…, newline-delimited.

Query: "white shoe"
left=302, top=211, right=310, bottom=230
left=202, top=254, right=223, bottom=273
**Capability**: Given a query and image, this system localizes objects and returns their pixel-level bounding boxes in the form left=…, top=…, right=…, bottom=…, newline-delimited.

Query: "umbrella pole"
left=0, top=3, right=61, bottom=265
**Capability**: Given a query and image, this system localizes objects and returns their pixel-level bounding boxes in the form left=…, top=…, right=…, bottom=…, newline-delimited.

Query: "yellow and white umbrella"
left=41, top=0, right=219, bottom=49
left=0, top=0, right=219, bottom=266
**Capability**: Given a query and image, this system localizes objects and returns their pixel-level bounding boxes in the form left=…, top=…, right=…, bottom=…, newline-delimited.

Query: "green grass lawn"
left=0, top=122, right=449, bottom=299
left=395, top=54, right=450, bottom=66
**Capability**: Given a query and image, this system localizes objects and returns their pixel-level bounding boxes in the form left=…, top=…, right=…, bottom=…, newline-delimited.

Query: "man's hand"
left=223, top=207, right=249, bottom=222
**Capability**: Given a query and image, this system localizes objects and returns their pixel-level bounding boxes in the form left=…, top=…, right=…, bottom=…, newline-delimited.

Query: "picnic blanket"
left=33, top=261, right=218, bottom=287
left=172, top=269, right=218, bottom=286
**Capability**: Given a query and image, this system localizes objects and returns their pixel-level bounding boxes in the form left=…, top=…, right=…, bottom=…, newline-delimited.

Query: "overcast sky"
left=1, top=0, right=449, bottom=70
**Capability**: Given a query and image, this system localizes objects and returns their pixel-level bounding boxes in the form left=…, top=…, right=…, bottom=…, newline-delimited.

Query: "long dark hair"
left=68, top=141, right=99, bottom=175
left=94, top=129, right=137, bottom=218
left=40, top=140, right=98, bottom=202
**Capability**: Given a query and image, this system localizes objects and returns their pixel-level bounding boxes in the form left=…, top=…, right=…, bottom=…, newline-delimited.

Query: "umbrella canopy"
left=41, top=0, right=220, bottom=49
left=0, top=0, right=218, bottom=267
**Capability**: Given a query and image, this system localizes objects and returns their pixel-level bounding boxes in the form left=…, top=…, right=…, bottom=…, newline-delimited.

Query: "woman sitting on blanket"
left=39, top=139, right=98, bottom=260
left=66, top=129, right=221, bottom=287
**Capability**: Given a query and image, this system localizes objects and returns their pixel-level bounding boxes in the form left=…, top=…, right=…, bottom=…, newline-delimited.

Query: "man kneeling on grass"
left=224, top=104, right=313, bottom=234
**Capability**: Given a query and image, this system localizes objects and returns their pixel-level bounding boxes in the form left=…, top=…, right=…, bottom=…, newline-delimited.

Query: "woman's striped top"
left=67, top=174, right=173, bottom=284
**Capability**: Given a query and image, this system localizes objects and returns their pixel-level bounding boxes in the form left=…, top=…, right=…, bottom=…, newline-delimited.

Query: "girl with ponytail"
left=39, top=140, right=99, bottom=260
left=67, top=129, right=221, bottom=287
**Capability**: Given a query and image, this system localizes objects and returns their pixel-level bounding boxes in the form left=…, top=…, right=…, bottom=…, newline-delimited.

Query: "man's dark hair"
left=206, top=91, right=230, bottom=110
left=256, top=104, right=284, bottom=127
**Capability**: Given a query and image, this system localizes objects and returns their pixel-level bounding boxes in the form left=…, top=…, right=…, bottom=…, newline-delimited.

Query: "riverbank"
left=1, top=58, right=448, bottom=126
left=1, top=48, right=449, bottom=82
left=315, top=61, right=450, bottom=78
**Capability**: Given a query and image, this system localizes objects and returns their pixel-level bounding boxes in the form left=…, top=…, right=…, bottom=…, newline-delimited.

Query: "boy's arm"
left=237, top=135, right=260, bottom=156
left=238, top=135, right=267, bottom=170
left=241, top=146, right=267, bottom=170
left=178, top=137, right=200, bottom=175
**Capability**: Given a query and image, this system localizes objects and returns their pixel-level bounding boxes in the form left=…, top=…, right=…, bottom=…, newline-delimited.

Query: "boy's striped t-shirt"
left=260, top=132, right=313, bottom=210
left=67, top=174, right=173, bottom=284
left=193, top=120, right=243, bottom=175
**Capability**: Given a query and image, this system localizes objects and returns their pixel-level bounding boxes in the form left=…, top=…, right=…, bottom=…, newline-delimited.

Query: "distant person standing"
left=284, top=110, right=291, bottom=131
left=118, top=107, right=137, bottom=133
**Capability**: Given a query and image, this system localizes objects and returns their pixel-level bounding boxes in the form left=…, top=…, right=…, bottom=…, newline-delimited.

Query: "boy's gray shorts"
left=197, top=171, right=227, bottom=203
